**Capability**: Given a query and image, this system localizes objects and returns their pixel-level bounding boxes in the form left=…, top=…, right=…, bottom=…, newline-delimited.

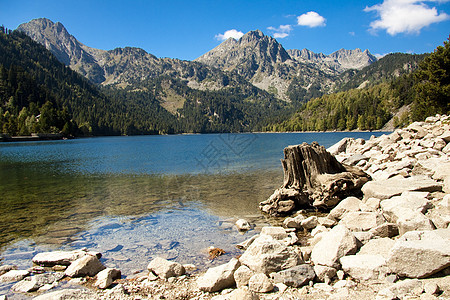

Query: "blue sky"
left=1, top=0, right=449, bottom=60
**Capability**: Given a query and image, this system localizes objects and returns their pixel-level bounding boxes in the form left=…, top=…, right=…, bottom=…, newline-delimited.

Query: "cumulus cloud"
left=297, top=11, right=326, bottom=27
left=267, top=24, right=293, bottom=38
left=215, top=29, right=244, bottom=41
left=364, top=0, right=450, bottom=35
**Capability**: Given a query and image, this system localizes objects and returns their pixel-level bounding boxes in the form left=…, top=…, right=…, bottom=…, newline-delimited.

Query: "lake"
left=0, top=132, right=386, bottom=275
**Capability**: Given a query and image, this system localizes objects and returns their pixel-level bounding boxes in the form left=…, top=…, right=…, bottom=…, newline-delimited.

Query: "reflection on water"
left=0, top=132, right=386, bottom=274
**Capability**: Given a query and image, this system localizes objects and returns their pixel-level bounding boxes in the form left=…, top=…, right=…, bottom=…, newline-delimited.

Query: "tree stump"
left=260, top=142, right=370, bottom=216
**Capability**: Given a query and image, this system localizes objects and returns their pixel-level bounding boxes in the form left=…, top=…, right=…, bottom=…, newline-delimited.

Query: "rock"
left=0, top=270, right=29, bottom=282
left=65, top=254, right=106, bottom=277
left=248, top=273, right=274, bottom=293
left=236, top=234, right=259, bottom=250
left=147, top=257, right=185, bottom=279
left=236, top=219, right=251, bottom=231
left=310, top=225, right=359, bottom=268
left=301, top=216, right=319, bottom=230
left=353, top=231, right=373, bottom=245
left=33, top=288, right=100, bottom=300
left=339, top=211, right=385, bottom=231
left=270, top=264, right=315, bottom=288
left=377, top=279, right=423, bottom=299
left=0, top=295, right=7, bottom=300
left=328, top=196, right=362, bottom=220
left=362, top=175, right=442, bottom=200
left=340, top=254, right=388, bottom=280
left=313, top=265, right=337, bottom=283
left=369, top=223, right=399, bottom=238
left=11, top=272, right=64, bottom=293
left=228, top=287, right=260, bottom=300
left=364, top=197, right=381, bottom=210
left=311, top=225, right=328, bottom=237
left=381, top=191, right=431, bottom=221
left=261, top=142, right=370, bottom=215
left=386, top=229, right=450, bottom=278
left=318, top=217, right=337, bottom=227
left=95, top=268, right=121, bottom=289
left=32, top=249, right=100, bottom=267
left=328, top=137, right=353, bottom=155
left=239, top=234, right=301, bottom=274
left=234, top=265, right=253, bottom=288
left=433, top=138, right=446, bottom=151
left=283, top=215, right=305, bottom=229
left=424, top=282, right=440, bottom=295
left=260, top=226, right=288, bottom=240
left=396, top=210, right=435, bottom=235
left=0, top=265, right=16, bottom=276
left=358, top=238, right=395, bottom=258
left=197, top=258, right=240, bottom=292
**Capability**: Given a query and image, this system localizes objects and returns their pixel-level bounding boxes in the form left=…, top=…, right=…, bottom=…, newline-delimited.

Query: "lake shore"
left=1, top=116, right=449, bottom=299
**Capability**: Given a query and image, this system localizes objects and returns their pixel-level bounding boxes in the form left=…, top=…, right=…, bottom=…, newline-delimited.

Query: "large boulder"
left=234, top=265, right=253, bottom=288
left=147, top=257, right=185, bottom=279
left=386, top=229, right=450, bottom=278
left=339, top=211, right=386, bottom=231
left=32, top=249, right=100, bottom=267
left=65, top=255, right=105, bottom=277
left=239, top=235, right=301, bottom=274
left=362, top=175, right=442, bottom=200
left=340, top=254, right=388, bottom=280
left=310, top=225, right=359, bottom=268
left=197, top=258, right=240, bottom=292
left=328, top=196, right=363, bottom=220
left=270, top=264, right=315, bottom=287
left=357, top=238, right=395, bottom=259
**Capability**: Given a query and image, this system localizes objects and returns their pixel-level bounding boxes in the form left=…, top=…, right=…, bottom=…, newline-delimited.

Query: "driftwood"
left=260, top=142, right=370, bottom=216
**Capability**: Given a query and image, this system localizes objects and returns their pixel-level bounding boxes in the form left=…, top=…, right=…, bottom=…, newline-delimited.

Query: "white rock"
left=239, top=234, right=301, bottom=274
left=301, top=216, right=319, bottom=230
left=234, top=265, right=253, bottom=288
left=236, top=219, right=251, bottom=231
left=329, top=197, right=362, bottom=220
left=397, top=210, right=435, bottom=235
left=248, top=273, right=273, bottom=293
left=339, top=211, right=386, bottom=231
left=147, top=257, right=185, bottom=279
left=386, top=229, right=450, bottom=278
left=65, top=255, right=105, bottom=278
left=310, top=225, right=359, bottom=268
left=362, top=175, right=442, bottom=200
left=340, top=254, right=388, bottom=280
left=197, top=258, right=240, bottom=292
left=260, top=226, right=288, bottom=240
left=377, top=279, right=423, bottom=299
left=32, top=249, right=99, bottom=267
left=228, top=287, right=260, bottom=300
left=95, top=268, right=121, bottom=289
left=313, top=265, right=337, bottom=283
left=358, top=238, right=395, bottom=258
left=0, top=270, right=29, bottom=282
left=11, top=272, right=64, bottom=293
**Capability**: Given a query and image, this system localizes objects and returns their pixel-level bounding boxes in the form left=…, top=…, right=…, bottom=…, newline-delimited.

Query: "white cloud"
left=267, top=24, right=293, bottom=38
left=297, top=11, right=326, bottom=27
left=364, top=0, right=450, bottom=35
left=215, top=29, right=244, bottom=41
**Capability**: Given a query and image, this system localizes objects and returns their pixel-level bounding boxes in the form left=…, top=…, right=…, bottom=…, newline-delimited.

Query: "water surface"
left=0, top=132, right=386, bottom=275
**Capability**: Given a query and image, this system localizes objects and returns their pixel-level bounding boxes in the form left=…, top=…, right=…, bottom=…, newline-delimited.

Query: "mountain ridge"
left=17, top=18, right=377, bottom=102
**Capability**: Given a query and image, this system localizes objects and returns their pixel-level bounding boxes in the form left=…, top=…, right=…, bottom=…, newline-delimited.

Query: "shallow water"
left=0, top=132, right=387, bottom=275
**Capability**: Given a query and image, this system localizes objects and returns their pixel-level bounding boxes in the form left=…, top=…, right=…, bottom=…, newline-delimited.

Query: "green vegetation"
left=266, top=37, right=450, bottom=132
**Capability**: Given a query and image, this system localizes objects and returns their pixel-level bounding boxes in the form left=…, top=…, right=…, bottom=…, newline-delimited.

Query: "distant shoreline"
left=0, top=133, right=65, bottom=142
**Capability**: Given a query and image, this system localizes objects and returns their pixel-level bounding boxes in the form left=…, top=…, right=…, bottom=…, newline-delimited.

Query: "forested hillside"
left=266, top=37, right=450, bottom=132
left=0, top=28, right=289, bottom=136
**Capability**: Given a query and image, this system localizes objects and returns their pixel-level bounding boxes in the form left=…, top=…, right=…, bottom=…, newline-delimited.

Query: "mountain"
left=196, top=30, right=377, bottom=101
left=19, top=19, right=377, bottom=105
left=287, top=48, right=376, bottom=72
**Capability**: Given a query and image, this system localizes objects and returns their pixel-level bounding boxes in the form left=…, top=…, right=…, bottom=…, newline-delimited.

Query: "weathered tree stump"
left=260, top=142, right=370, bottom=216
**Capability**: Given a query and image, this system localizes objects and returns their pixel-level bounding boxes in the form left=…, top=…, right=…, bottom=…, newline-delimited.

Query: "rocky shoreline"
left=1, top=115, right=449, bottom=299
